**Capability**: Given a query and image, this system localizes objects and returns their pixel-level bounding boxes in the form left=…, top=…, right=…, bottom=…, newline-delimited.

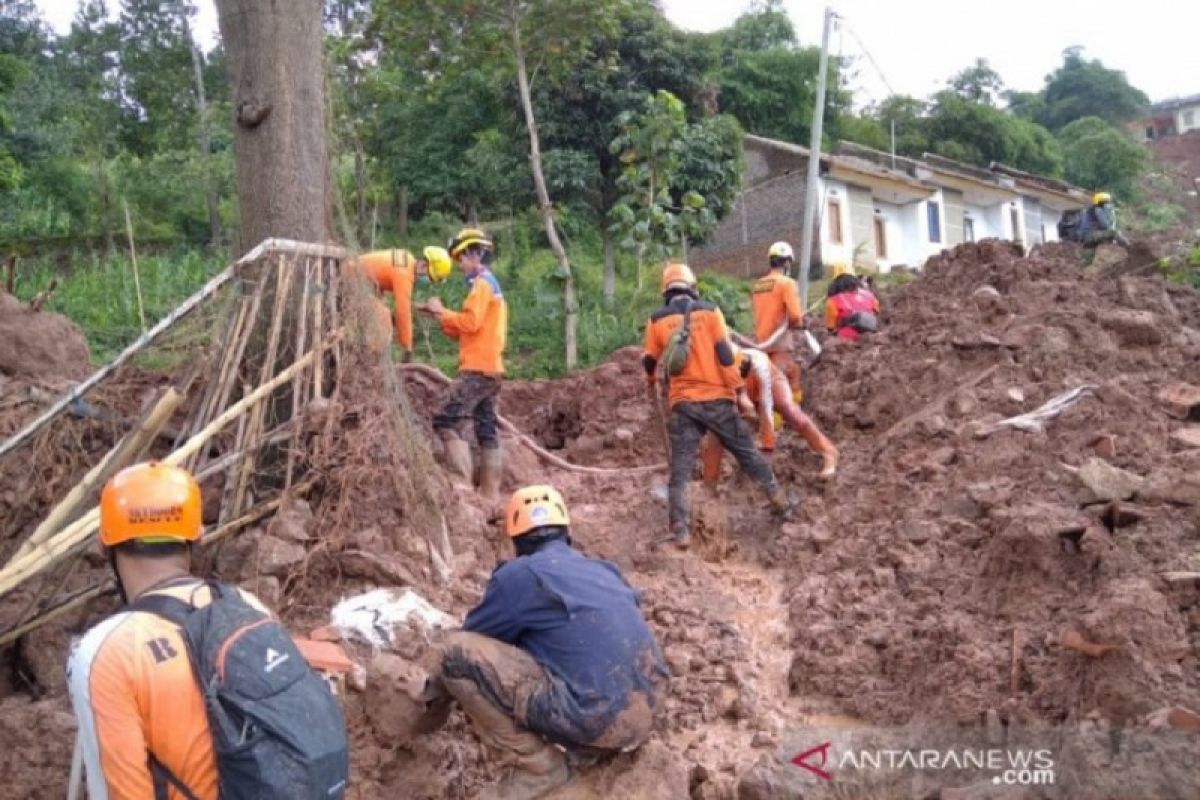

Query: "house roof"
left=989, top=162, right=1089, bottom=209
left=745, top=134, right=935, bottom=202
left=1152, top=93, right=1200, bottom=113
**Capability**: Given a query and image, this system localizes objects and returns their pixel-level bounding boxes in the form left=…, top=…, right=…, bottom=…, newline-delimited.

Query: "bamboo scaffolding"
left=287, top=259, right=314, bottom=487
left=8, top=388, right=183, bottom=566
left=0, top=344, right=331, bottom=597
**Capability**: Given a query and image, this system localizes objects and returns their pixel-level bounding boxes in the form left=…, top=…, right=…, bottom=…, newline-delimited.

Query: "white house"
left=988, top=163, right=1091, bottom=247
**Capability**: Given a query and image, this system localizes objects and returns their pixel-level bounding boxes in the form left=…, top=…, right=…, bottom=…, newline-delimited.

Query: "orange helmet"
left=505, top=485, right=570, bottom=538
left=99, top=462, right=203, bottom=547
left=661, top=262, right=696, bottom=293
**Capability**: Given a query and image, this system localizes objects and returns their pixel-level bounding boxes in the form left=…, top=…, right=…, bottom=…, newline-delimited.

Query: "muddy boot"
left=439, top=429, right=474, bottom=483
left=768, top=485, right=798, bottom=519
left=478, top=745, right=572, bottom=800
left=478, top=447, right=503, bottom=506
left=797, top=419, right=839, bottom=479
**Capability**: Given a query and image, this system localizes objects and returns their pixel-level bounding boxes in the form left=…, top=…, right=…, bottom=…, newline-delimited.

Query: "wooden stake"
left=122, top=198, right=147, bottom=333
left=287, top=259, right=314, bottom=487
left=312, top=261, right=325, bottom=399
left=8, top=388, right=183, bottom=565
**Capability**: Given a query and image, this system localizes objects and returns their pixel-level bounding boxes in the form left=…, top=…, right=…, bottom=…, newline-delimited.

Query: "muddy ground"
left=2, top=239, right=1200, bottom=799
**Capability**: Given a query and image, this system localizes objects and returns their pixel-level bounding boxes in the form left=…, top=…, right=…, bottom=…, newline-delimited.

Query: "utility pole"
left=795, top=6, right=836, bottom=308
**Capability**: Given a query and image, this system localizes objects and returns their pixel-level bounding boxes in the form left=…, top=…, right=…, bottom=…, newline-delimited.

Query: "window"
left=963, top=214, right=975, bottom=243
left=1185, top=110, right=1196, bottom=128
left=874, top=216, right=887, bottom=258
left=1145, top=126, right=1155, bottom=140
left=926, top=201, right=941, bottom=243
left=827, top=198, right=843, bottom=244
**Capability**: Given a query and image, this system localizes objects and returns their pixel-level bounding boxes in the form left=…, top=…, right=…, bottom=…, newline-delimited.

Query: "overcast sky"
left=33, top=0, right=1198, bottom=106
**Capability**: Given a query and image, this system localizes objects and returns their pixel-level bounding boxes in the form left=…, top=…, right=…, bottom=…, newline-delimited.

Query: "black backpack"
left=131, top=582, right=349, bottom=800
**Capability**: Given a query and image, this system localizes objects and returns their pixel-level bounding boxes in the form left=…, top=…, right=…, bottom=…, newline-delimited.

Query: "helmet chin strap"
left=106, top=548, right=129, bottom=605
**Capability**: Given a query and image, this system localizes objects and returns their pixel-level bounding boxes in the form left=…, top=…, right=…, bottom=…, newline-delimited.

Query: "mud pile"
left=763, top=239, right=1200, bottom=755
left=0, top=291, right=91, bottom=382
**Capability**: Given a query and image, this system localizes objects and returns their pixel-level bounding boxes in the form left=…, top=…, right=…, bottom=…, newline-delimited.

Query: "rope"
left=397, top=363, right=666, bottom=477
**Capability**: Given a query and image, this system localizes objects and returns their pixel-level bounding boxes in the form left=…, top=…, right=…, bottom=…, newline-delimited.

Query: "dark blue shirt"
left=463, top=540, right=665, bottom=744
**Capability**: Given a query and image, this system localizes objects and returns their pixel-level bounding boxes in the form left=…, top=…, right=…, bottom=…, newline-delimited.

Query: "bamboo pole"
left=0, top=345, right=331, bottom=597
left=0, top=582, right=114, bottom=648
left=122, top=199, right=147, bottom=333
left=183, top=291, right=249, bottom=454
left=287, top=260, right=314, bottom=487
left=0, top=264, right=236, bottom=460
left=8, top=388, right=183, bottom=565
left=312, top=263, right=325, bottom=400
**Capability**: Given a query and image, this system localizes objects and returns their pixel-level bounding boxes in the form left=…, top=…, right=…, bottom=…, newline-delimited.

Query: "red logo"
left=791, top=742, right=834, bottom=780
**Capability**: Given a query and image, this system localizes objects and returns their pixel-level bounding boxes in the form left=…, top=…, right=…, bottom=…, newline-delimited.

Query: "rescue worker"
left=644, top=262, right=794, bottom=548
left=416, top=485, right=667, bottom=799
left=751, top=241, right=805, bottom=400
left=420, top=228, right=508, bottom=502
left=1078, top=192, right=1129, bottom=247
left=66, top=462, right=271, bottom=799
left=352, top=246, right=452, bottom=361
left=824, top=265, right=881, bottom=342
left=702, top=346, right=838, bottom=483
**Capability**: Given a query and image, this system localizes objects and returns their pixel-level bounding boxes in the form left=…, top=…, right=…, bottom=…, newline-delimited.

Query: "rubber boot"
left=479, top=745, right=572, bottom=800
left=797, top=419, right=839, bottom=479
left=479, top=447, right=503, bottom=508
left=439, top=429, right=474, bottom=483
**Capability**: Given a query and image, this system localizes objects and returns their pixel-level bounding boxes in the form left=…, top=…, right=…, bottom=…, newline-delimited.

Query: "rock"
left=966, top=478, right=1014, bottom=511
left=1077, top=457, right=1143, bottom=502
left=1118, top=275, right=1179, bottom=320
left=1156, top=382, right=1200, bottom=420
left=364, top=654, right=429, bottom=745
left=751, top=730, right=777, bottom=749
left=971, top=285, right=1006, bottom=314
left=1006, top=387, right=1025, bottom=404
left=337, top=549, right=419, bottom=586
left=243, top=575, right=281, bottom=608
left=214, top=527, right=258, bottom=581
left=1169, top=427, right=1200, bottom=450
left=1098, top=309, right=1165, bottom=347
left=1142, top=461, right=1200, bottom=505
left=664, top=647, right=691, bottom=676
left=918, top=414, right=950, bottom=436
left=905, top=521, right=938, bottom=545
left=599, top=741, right=691, bottom=800
left=266, top=497, right=314, bottom=542
left=254, top=535, right=307, bottom=577
left=1089, top=433, right=1117, bottom=460
left=612, top=427, right=635, bottom=445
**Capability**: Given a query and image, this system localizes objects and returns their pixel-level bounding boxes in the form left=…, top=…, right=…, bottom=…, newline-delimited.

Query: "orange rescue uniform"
left=355, top=249, right=418, bottom=351
left=440, top=269, right=507, bottom=375
left=750, top=269, right=804, bottom=393
left=67, top=581, right=269, bottom=800
left=642, top=300, right=743, bottom=408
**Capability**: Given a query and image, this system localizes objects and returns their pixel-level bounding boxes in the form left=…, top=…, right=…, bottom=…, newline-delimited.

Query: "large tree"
left=1058, top=116, right=1147, bottom=197
left=214, top=0, right=329, bottom=251
left=1033, top=47, right=1149, bottom=131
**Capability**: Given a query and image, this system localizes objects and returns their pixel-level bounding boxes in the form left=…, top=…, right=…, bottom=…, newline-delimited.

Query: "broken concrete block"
left=971, top=285, right=1005, bottom=314
left=1077, top=457, right=1143, bottom=502
left=1006, top=387, right=1025, bottom=404
left=255, top=535, right=307, bottom=577
left=1157, top=382, right=1200, bottom=420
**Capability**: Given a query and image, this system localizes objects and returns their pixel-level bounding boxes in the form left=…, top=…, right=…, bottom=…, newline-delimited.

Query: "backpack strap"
left=149, top=753, right=201, bottom=800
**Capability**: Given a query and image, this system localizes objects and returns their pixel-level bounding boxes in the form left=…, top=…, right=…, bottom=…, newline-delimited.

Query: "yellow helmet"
left=1092, top=192, right=1112, bottom=205
left=447, top=228, right=493, bottom=259
left=100, top=462, right=203, bottom=547
left=505, top=485, right=571, bottom=538
left=423, top=246, right=452, bottom=283
left=832, top=263, right=856, bottom=278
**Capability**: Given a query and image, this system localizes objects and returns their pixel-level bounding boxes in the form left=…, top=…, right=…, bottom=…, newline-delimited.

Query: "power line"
left=837, top=17, right=898, bottom=101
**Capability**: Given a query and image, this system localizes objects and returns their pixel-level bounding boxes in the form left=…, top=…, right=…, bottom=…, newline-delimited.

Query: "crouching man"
left=418, top=485, right=667, bottom=799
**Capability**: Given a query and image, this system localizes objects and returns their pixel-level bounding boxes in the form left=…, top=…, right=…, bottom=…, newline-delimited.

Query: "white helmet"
left=768, top=241, right=794, bottom=260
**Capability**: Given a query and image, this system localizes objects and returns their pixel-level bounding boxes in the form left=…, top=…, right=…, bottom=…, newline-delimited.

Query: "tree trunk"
left=602, top=224, right=615, bottom=305
left=180, top=5, right=221, bottom=247
left=511, top=5, right=576, bottom=370
left=215, top=0, right=329, bottom=253
left=397, top=186, right=409, bottom=238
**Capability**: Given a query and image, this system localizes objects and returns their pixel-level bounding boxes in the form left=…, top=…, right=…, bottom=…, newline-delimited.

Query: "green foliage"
left=948, top=58, right=1004, bottom=106
left=924, top=91, right=1063, bottom=175
left=12, top=249, right=224, bottom=362
left=1033, top=47, right=1149, bottom=131
left=1057, top=116, right=1147, bottom=197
